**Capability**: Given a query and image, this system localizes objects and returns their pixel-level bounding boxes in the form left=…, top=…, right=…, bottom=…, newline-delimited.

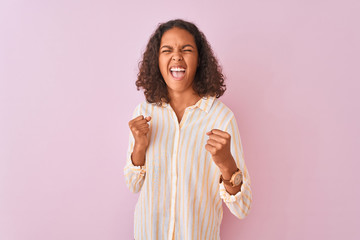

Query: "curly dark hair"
left=136, top=19, right=226, bottom=106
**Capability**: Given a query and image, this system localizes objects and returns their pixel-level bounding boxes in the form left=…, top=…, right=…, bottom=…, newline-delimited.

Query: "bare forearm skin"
left=131, top=145, right=146, bottom=166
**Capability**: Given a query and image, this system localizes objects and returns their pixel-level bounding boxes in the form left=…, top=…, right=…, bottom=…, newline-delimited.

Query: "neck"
left=168, top=89, right=201, bottom=111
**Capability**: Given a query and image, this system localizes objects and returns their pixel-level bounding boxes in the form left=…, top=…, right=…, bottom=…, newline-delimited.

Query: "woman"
left=124, top=19, right=252, bottom=240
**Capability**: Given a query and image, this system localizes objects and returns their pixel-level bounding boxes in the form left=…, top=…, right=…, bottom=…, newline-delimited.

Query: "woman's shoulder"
left=211, top=97, right=235, bottom=118
left=132, top=100, right=158, bottom=116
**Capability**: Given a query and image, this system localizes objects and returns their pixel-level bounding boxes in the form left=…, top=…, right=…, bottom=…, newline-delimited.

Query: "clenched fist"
left=128, top=115, right=152, bottom=151
left=205, top=129, right=241, bottom=194
left=205, top=129, right=238, bottom=174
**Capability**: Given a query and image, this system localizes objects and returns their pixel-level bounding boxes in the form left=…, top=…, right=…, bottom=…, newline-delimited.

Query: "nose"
left=172, top=53, right=183, bottom=61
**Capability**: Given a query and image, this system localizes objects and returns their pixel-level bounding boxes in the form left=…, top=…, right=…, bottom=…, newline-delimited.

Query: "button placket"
left=168, top=107, right=180, bottom=240
left=167, top=105, right=192, bottom=239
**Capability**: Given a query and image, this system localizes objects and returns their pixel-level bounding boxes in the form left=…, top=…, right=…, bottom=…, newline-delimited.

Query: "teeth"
left=170, top=67, right=186, bottom=72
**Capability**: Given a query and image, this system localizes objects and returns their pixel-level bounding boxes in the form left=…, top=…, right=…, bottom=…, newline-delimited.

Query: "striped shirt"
left=124, top=95, right=252, bottom=240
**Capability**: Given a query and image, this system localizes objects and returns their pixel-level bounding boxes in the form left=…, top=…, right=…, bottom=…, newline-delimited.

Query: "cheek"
left=160, top=54, right=170, bottom=64
left=187, top=55, right=198, bottom=66
left=158, top=58, right=166, bottom=73
left=188, top=58, right=198, bottom=75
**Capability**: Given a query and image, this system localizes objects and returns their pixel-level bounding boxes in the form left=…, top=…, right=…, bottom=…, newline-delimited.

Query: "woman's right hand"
left=128, top=115, right=152, bottom=151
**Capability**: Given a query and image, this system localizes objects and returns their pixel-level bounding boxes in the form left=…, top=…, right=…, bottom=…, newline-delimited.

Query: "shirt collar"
left=161, top=95, right=216, bottom=113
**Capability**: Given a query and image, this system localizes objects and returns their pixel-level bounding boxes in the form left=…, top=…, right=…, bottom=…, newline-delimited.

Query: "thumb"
left=145, top=116, right=152, bottom=122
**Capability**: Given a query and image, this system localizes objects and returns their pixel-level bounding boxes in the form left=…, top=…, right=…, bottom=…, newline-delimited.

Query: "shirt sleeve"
left=123, top=104, right=146, bottom=193
left=219, top=116, right=252, bottom=219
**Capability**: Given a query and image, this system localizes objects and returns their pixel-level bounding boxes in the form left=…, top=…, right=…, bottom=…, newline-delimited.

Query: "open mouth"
left=170, top=67, right=186, bottom=80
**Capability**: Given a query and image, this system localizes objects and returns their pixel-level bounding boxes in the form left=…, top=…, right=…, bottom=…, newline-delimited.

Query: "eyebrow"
left=160, top=44, right=195, bottom=49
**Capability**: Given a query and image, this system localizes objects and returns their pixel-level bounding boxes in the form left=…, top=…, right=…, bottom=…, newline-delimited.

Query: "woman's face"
left=158, top=27, right=199, bottom=95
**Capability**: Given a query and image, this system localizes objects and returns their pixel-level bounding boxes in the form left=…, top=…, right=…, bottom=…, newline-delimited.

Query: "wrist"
left=219, top=158, right=238, bottom=180
left=133, top=144, right=147, bottom=154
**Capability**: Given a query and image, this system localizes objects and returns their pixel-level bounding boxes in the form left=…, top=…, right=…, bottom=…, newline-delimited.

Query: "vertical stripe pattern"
left=123, top=96, right=252, bottom=240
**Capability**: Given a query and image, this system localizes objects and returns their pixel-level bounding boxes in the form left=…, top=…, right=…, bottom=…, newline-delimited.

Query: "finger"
left=132, top=118, right=150, bottom=127
left=132, top=124, right=149, bottom=133
left=205, top=144, right=216, bottom=155
left=207, top=134, right=227, bottom=144
left=128, top=115, right=144, bottom=125
left=138, top=125, right=150, bottom=132
left=207, top=129, right=230, bottom=139
left=136, top=115, right=152, bottom=124
left=207, top=139, right=222, bottom=149
left=130, top=116, right=151, bottom=127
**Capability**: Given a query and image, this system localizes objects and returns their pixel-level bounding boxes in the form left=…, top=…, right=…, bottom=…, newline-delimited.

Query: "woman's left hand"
left=205, top=129, right=236, bottom=171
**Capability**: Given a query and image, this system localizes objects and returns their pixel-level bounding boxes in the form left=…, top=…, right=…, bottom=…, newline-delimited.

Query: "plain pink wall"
left=1, top=0, right=359, bottom=239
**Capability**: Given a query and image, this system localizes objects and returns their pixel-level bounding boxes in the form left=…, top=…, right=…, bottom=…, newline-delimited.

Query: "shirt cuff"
left=126, top=157, right=146, bottom=177
left=219, top=181, right=242, bottom=203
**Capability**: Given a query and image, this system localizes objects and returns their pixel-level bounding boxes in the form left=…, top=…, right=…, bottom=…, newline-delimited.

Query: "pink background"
left=1, top=0, right=359, bottom=239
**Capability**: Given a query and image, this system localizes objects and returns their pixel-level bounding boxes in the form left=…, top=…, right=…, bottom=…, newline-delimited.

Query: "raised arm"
left=205, top=116, right=252, bottom=219
left=123, top=105, right=151, bottom=193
